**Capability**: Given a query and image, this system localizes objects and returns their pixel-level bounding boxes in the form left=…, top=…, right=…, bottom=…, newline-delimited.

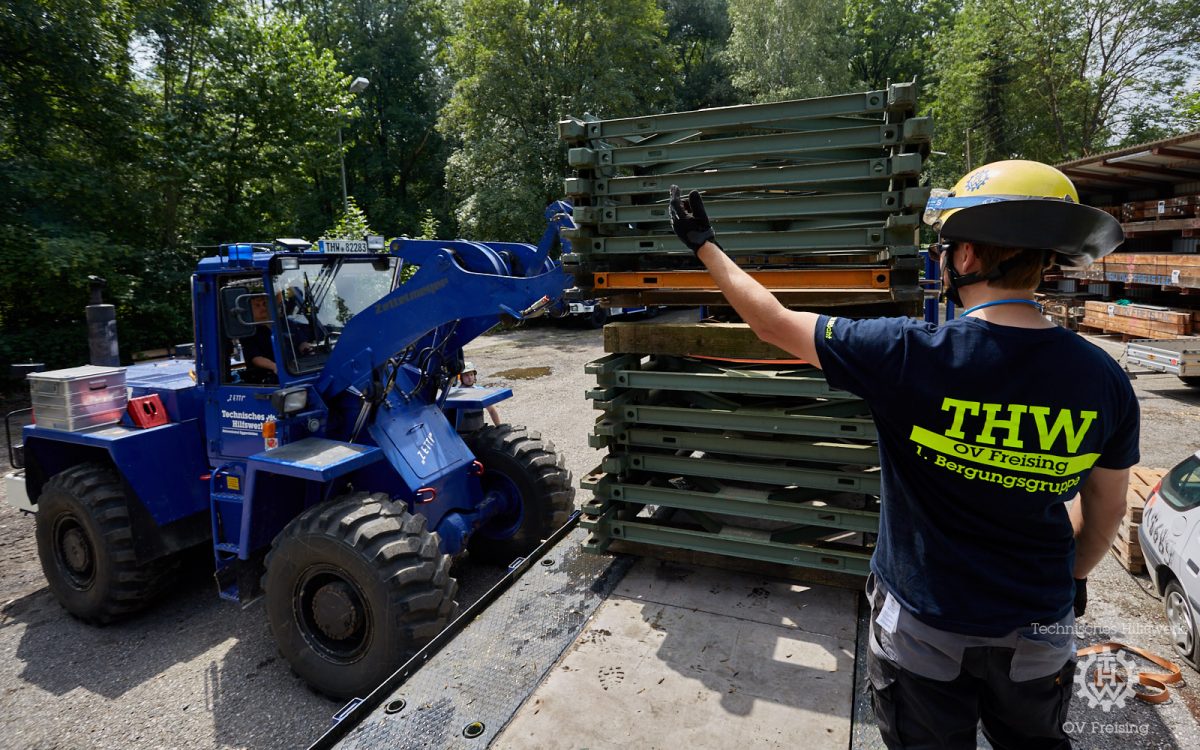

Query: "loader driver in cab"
left=669, top=160, right=1138, bottom=749
left=240, top=292, right=313, bottom=383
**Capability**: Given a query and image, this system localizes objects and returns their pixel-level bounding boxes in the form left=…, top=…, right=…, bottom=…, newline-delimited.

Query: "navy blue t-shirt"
left=815, top=315, right=1139, bottom=636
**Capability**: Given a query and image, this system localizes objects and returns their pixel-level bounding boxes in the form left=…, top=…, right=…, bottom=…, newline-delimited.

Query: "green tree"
left=843, top=0, right=957, bottom=90
left=928, top=0, right=1200, bottom=183
left=724, top=0, right=855, bottom=102
left=925, top=0, right=1013, bottom=183
left=0, top=0, right=158, bottom=369
left=664, top=0, right=738, bottom=110
left=443, top=0, right=675, bottom=241
left=138, top=3, right=351, bottom=246
left=325, top=196, right=375, bottom=239
left=283, top=0, right=453, bottom=238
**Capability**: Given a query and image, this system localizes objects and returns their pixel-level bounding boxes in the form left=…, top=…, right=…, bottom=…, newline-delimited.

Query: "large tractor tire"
left=467, top=424, right=574, bottom=564
left=35, top=463, right=177, bottom=624
left=263, top=492, right=458, bottom=699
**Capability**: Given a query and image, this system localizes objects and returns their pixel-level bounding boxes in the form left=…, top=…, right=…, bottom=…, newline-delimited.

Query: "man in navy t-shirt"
left=669, top=160, right=1136, bottom=749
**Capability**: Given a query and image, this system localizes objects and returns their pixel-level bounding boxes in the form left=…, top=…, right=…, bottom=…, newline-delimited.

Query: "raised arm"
left=670, top=187, right=822, bottom=365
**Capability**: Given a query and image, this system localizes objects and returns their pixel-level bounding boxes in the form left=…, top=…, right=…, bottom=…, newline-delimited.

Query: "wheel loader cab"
left=215, top=255, right=400, bottom=386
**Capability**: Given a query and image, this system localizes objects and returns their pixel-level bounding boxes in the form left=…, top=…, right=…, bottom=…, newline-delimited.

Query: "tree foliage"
left=284, top=0, right=454, bottom=238
left=664, top=0, right=737, bottom=110
left=442, top=0, right=674, bottom=241
left=843, top=0, right=956, bottom=90
left=2, top=0, right=1199, bottom=377
left=725, top=0, right=855, bottom=102
left=927, top=0, right=1200, bottom=182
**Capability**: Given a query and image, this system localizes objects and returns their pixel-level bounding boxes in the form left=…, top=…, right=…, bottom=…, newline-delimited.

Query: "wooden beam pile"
left=1065, top=253, right=1200, bottom=289
left=1111, top=467, right=1165, bottom=575
left=1080, top=301, right=1196, bottom=338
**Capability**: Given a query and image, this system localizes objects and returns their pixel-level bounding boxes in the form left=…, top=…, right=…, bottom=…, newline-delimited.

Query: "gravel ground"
left=1, top=315, right=1198, bottom=749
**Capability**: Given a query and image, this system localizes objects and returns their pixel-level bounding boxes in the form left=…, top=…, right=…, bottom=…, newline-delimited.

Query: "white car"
left=1139, top=450, right=1200, bottom=670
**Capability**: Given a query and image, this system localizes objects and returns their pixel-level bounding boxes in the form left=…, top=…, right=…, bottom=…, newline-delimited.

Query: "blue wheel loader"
left=5, top=217, right=575, bottom=699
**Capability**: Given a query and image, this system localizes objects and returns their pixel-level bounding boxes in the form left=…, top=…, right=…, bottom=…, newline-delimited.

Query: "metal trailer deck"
left=1126, top=337, right=1200, bottom=379
left=308, top=515, right=882, bottom=750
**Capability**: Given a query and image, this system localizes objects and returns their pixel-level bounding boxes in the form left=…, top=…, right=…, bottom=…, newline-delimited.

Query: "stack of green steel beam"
left=559, top=82, right=931, bottom=312
left=580, top=350, right=879, bottom=577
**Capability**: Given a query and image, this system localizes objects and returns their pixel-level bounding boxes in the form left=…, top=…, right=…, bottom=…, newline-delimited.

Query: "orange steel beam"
left=592, top=268, right=891, bottom=290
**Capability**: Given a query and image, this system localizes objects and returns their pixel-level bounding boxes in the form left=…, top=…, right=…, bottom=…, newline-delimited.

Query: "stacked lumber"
left=1064, top=252, right=1200, bottom=289
left=1119, top=196, right=1200, bottom=222
left=1080, top=301, right=1194, bottom=338
left=1111, top=467, right=1165, bottom=574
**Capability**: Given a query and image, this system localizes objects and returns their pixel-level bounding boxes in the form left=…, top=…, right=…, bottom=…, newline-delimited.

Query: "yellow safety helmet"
left=923, top=160, right=1123, bottom=266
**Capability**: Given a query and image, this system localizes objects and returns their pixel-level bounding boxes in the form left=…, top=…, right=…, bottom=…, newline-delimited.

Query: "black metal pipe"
left=86, top=276, right=120, bottom=366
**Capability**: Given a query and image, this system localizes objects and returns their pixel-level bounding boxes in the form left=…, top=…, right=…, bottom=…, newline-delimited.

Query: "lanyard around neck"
left=959, top=298, right=1044, bottom=317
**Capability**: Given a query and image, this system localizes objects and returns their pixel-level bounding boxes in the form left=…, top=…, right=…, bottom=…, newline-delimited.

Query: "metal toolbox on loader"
left=27, top=365, right=127, bottom=432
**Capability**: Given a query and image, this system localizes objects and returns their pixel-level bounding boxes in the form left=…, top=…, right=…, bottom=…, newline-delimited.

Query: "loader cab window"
left=219, top=278, right=280, bottom=386
left=272, top=256, right=399, bottom=376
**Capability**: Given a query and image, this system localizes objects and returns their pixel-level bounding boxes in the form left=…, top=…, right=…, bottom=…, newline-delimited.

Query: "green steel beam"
left=568, top=119, right=933, bottom=168
left=581, top=512, right=873, bottom=575
left=570, top=187, right=931, bottom=226
left=563, top=154, right=923, bottom=197
left=605, top=452, right=881, bottom=493
left=560, top=90, right=888, bottom=141
left=583, top=478, right=879, bottom=532
left=569, top=222, right=917, bottom=256
left=606, top=426, right=879, bottom=465
left=591, top=286, right=922, bottom=309
left=583, top=352, right=640, bottom=375
left=597, top=368, right=854, bottom=398
left=560, top=86, right=917, bottom=142
left=597, top=403, right=876, bottom=439
left=585, top=386, right=621, bottom=401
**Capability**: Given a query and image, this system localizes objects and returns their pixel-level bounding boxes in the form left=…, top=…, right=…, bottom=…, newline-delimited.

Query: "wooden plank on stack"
left=1064, top=253, right=1200, bottom=289
left=1081, top=301, right=1193, bottom=338
left=1111, top=467, right=1166, bottom=574
left=1121, top=196, right=1200, bottom=222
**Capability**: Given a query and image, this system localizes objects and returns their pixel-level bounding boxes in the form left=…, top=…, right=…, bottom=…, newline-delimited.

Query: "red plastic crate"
left=127, top=394, right=169, bottom=428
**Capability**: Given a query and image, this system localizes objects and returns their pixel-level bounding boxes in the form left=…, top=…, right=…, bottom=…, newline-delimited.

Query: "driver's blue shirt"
left=814, top=315, right=1140, bottom=637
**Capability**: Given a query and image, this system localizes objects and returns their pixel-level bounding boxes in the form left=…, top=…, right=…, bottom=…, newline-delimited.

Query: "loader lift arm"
left=315, top=239, right=568, bottom=401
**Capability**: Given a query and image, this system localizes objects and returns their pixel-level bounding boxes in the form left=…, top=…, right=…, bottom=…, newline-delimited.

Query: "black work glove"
left=668, top=185, right=716, bottom=254
left=1073, top=577, right=1087, bottom=617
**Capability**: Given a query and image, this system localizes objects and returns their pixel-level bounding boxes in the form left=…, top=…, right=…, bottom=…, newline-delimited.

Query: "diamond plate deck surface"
left=333, top=525, right=634, bottom=749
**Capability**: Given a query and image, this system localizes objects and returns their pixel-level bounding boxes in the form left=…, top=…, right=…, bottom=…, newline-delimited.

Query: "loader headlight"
left=271, top=387, right=308, bottom=416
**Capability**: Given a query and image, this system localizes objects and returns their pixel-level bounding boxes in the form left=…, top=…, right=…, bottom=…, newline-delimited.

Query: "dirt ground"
left=1, top=316, right=1198, bottom=749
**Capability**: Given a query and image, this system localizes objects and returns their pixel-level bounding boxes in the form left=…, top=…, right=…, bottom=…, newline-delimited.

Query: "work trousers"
left=868, top=645, right=1076, bottom=749
left=866, top=582, right=1076, bottom=750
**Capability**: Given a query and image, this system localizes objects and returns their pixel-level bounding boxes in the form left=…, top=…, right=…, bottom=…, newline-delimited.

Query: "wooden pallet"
left=1110, top=467, right=1167, bottom=574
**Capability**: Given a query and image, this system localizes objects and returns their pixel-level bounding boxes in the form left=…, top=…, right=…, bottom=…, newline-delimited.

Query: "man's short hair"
left=972, top=243, right=1051, bottom=290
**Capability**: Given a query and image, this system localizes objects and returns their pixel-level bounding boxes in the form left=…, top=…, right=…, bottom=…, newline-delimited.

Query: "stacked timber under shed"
left=1047, top=131, right=1200, bottom=338
left=565, top=84, right=931, bottom=578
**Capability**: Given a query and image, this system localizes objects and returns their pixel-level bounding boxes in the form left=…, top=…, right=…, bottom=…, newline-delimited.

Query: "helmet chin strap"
left=941, top=247, right=1024, bottom=307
